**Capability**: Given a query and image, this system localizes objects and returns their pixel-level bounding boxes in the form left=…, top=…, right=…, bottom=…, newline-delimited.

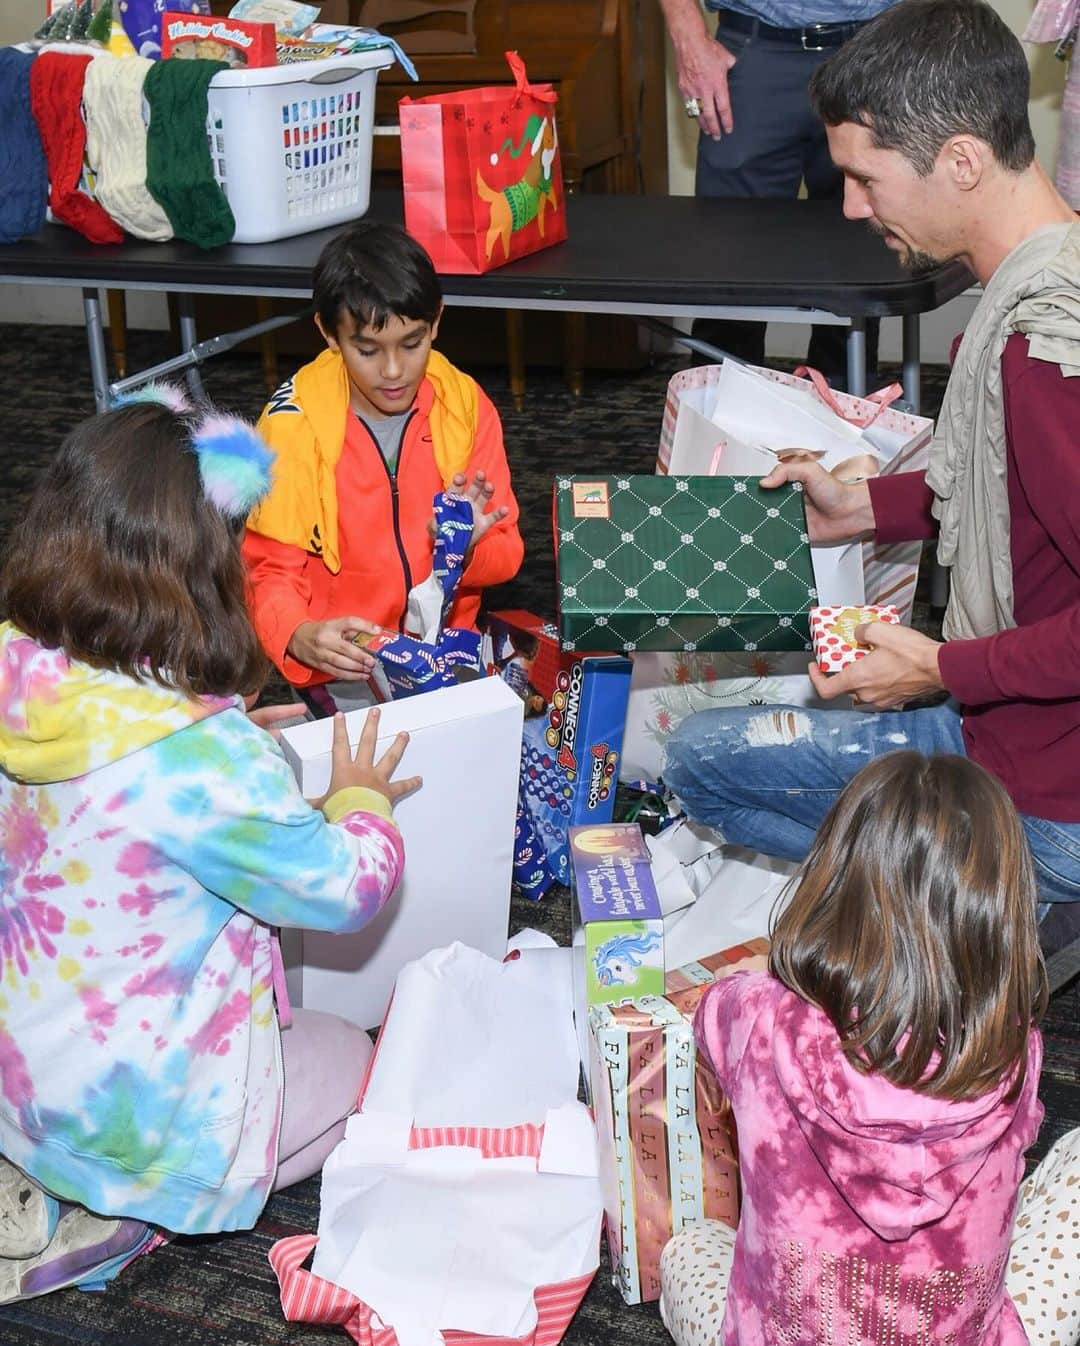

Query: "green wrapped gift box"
left=555, top=475, right=816, bottom=652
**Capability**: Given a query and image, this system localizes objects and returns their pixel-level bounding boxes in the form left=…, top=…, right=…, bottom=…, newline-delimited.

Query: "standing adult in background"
left=659, top=0, right=888, bottom=385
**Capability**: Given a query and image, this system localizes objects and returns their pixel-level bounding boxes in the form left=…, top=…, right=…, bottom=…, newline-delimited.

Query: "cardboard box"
left=487, top=611, right=633, bottom=888
left=588, top=937, right=768, bottom=1305
left=555, top=475, right=816, bottom=654
left=571, top=824, right=665, bottom=1011
left=161, top=12, right=278, bottom=65
left=278, top=677, right=524, bottom=1029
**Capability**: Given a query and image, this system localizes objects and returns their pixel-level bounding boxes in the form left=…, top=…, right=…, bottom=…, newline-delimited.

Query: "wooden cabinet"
left=352, top=0, right=669, bottom=195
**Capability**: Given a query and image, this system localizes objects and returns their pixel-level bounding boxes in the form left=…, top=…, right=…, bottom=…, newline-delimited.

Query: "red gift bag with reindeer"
left=399, top=51, right=566, bottom=274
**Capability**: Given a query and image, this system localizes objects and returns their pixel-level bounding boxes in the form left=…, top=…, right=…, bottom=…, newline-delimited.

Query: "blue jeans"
left=663, top=702, right=1080, bottom=904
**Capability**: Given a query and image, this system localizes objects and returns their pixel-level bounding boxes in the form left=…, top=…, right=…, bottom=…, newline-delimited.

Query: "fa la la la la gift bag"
left=618, top=361, right=933, bottom=783
left=400, top=50, right=566, bottom=274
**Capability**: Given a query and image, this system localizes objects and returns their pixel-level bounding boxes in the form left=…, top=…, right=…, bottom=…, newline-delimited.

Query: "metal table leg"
left=901, top=312, right=922, bottom=413
left=846, top=319, right=867, bottom=397
left=83, top=288, right=111, bottom=414
left=175, top=293, right=207, bottom=403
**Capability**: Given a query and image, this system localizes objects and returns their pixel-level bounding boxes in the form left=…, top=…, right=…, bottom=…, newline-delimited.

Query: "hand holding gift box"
left=810, top=604, right=901, bottom=673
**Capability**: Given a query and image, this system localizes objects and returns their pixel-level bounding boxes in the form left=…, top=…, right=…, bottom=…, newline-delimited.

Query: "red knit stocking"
left=30, top=51, right=123, bottom=245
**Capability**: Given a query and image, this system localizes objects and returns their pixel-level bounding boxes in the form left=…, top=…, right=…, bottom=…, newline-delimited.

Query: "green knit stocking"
left=144, top=59, right=236, bottom=250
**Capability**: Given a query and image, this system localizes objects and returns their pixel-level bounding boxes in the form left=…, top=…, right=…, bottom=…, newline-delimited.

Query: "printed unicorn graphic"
left=594, top=930, right=663, bottom=987
left=476, top=114, right=559, bottom=262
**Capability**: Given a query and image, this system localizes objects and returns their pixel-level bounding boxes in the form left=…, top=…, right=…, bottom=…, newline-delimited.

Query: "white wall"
left=664, top=0, right=1070, bottom=363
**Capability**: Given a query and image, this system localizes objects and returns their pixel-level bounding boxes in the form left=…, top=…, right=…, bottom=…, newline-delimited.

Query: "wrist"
left=286, top=621, right=313, bottom=661
left=661, top=0, right=709, bottom=49
left=845, top=482, right=876, bottom=537
left=924, top=638, right=945, bottom=690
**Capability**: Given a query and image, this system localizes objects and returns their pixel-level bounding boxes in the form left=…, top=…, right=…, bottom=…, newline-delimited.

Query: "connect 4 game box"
left=485, top=611, right=633, bottom=887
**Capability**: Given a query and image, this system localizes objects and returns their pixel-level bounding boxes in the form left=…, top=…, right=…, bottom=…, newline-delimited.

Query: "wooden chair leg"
left=565, top=312, right=585, bottom=400
left=254, top=297, right=279, bottom=394
left=106, top=289, right=128, bottom=378
left=506, top=310, right=526, bottom=411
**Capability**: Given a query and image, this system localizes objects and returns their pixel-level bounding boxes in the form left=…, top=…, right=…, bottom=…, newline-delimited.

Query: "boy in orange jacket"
left=243, top=220, right=524, bottom=714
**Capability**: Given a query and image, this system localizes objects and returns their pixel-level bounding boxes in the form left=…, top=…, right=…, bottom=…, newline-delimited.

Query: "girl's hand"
left=713, top=953, right=769, bottom=979
left=246, top=702, right=305, bottom=741
left=315, top=709, right=422, bottom=811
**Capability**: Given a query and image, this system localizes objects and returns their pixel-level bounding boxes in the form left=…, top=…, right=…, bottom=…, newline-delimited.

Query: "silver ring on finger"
left=684, top=96, right=702, bottom=118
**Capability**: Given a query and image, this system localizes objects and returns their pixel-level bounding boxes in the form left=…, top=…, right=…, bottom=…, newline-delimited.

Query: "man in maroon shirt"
left=663, top=0, right=1080, bottom=989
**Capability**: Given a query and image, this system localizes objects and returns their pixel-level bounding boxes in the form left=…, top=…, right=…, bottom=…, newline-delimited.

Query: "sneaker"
left=0, top=1207, right=149, bottom=1304
left=0, top=1159, right=58, bottom=1259
left=1039, top=900, right=1080, bottom=994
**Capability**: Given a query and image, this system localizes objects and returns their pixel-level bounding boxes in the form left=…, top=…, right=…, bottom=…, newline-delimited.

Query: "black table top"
left=0, top=191, right=973, bottom=319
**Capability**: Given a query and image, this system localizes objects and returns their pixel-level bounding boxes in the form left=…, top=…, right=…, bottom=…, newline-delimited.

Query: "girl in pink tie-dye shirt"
left=661, top=751, right=1080, bottom=1346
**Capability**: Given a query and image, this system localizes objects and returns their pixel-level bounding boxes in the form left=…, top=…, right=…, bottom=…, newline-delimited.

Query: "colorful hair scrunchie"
left=0, top=49, right=48, bottom=244
left=29, top=50, right=124, bottom=245
left=144, top=58, right=236, bottom=251
left=83, top=52, right=173, bottom=242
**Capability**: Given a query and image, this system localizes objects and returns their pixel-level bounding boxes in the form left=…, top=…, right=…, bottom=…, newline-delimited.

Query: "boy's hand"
left=313, top=709, right=423, bottom=811
left=287, top=617, right=382, bottom=680
left=449, top=470, right=510, bottom=554
left=758, top=459, right=875, bottom=544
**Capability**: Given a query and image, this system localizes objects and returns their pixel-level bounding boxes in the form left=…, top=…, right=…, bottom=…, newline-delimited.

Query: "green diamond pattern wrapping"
left=555, top=475, right=817, bottom=653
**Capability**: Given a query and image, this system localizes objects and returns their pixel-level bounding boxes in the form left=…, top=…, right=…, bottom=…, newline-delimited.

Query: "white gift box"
left=278, top=678, right=524, bottom=1029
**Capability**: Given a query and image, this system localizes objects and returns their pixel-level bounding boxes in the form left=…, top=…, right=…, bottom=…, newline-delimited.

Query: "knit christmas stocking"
left=144, top=58, right=235, bottom=250
left=0, top=49, right=48, bottom=244
left=83, top=53, right=172, bottom=242
left=29, top=51, right=123, bottom=245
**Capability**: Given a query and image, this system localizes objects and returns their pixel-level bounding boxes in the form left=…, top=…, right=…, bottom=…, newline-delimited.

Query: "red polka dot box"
left=810, top=604, right=900, bottom=673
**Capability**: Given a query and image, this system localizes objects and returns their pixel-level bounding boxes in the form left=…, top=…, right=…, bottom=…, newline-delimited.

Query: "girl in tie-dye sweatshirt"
left=0, top=397, right=415, bottom=1298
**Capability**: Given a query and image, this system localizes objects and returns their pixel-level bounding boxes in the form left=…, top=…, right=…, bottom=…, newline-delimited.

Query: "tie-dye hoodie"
left=0, top=624, right=404, bottom=1235
left=695, top=972, right=1044, bottom=1346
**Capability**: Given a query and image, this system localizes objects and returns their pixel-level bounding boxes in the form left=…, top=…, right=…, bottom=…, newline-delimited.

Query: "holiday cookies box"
left=555, top=474, right=817, bottom=654
left=588, top=937, right=767, bottom=1305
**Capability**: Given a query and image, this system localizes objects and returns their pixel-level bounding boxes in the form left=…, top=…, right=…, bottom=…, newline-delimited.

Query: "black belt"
left=719, top=10, right=866, bottom=48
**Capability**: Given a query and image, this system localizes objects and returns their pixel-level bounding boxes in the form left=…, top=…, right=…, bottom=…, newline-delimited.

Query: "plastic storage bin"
left=205, top=48, right=395, bottom=244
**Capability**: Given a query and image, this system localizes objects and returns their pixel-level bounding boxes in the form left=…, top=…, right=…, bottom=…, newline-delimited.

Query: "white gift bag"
left=659, top=360, right=933, bottom=619
left=282, top=943, right=602, bottom=1346
left=619, top=362, right=933, bottom=782
left=278, top=679, right=524, bottom=1029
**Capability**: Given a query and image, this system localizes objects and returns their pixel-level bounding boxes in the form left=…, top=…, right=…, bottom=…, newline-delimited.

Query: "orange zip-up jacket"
left=242, top=351, right=524, bottom=688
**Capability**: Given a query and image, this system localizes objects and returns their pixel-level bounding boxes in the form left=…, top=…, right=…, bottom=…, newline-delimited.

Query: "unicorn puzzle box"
left=570, top=822, right=664, bottom=1020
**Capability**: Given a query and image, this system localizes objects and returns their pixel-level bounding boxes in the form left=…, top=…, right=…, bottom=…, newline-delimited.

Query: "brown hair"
left=770, top=751, right=1047, bottom=1101
left=1, top=402, right=267, bottom=699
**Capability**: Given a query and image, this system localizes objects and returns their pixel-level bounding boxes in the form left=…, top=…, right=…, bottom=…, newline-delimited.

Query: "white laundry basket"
left=205, top=48, right=395, bottom=244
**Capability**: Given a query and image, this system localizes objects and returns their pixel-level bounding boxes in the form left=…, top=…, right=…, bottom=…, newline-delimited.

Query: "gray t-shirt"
left=358, top=410, right=410, bottom=474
